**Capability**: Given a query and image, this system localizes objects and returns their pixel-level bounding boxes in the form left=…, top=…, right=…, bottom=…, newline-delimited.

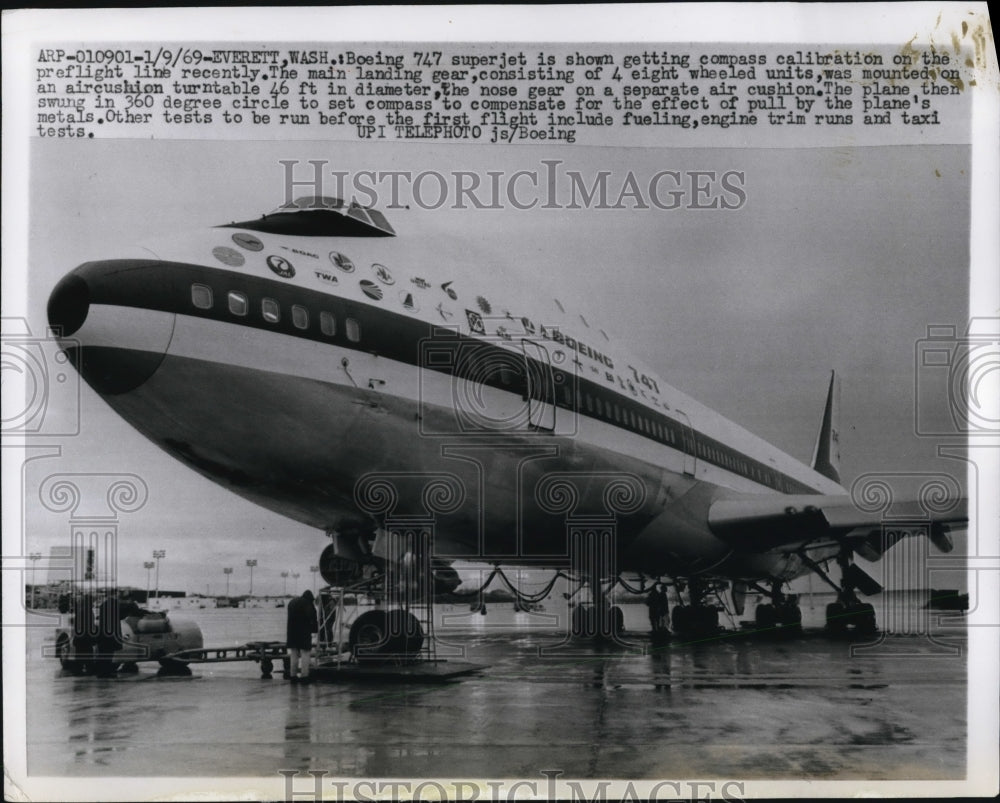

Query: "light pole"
left=310, top=565, right=319, bottom=594
left=246, top=559, right=257, bottom=596
left=281, top=571, right=289, bottom=597
left=28, top=552, right=41, bottom=610
left=152, top=550, right=166, bottom=602
left=143, top=561, right=155, bottom=603
left=292, top=572, right=300, bottom=597
left=223, top=567, right=233, bottom=598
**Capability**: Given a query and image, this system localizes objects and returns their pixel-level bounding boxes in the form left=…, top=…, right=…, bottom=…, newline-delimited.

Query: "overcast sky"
left=20, top=138, right=970, bottom=595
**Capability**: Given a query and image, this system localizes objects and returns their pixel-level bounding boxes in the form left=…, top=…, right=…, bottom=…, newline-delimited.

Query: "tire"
left=755, top=603, right=777, bottom=630
left=349, top=609, right=423, bottom=661
left=826, top=601, right=848, bottom=634
left=671, top=605, right=690, bottom=635
left=855, top=602, right=878, bottom=634
left=777, top=603, right=802, bottom=630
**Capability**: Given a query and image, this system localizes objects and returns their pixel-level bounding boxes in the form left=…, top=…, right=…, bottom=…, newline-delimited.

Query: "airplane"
left=47, top=194, right=967, bottom=654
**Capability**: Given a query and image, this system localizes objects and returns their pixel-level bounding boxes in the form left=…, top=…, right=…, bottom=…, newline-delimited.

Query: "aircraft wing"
left=707, top=493, right=967, bottom=559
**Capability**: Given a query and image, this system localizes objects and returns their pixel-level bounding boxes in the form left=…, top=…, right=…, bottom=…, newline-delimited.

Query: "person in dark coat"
left=95, top=594, right=124, bottom=677
left=71, top=592, right=97, bottom=672
left=647, top=584, right=669, bottom=635
left=286, top=590, right=318, bottom=682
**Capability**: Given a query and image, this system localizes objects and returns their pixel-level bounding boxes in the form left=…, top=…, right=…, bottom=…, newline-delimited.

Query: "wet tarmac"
left=24, top=594, right=967, bottom=783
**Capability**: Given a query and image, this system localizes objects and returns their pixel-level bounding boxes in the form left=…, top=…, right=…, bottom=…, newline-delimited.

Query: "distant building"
left=45, top=544, right=94, bottom=585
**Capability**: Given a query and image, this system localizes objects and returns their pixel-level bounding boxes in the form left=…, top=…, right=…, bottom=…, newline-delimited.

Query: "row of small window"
left=191, top=283, right=361, bottom=342
left=581, top=391, right=679, bottom=446
left=695, top=438, right=778, bottom=485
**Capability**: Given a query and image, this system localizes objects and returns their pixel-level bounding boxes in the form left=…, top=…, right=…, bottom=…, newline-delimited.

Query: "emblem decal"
left=231, top=232, right=263, bottom=252
left=436, top=302, right=453, bottom=320
left=360, top=280, right=383, bottom=301
left=400, top=291, right=419, bottom=312
left=476, top=295, right=492, bottom=314
left=441, top=281, right=458, bottom=301
left=329, top=251, right=355, bottom=273
left=213, top=246, right=245, bottom=267
left=411, top=276, right=431, bottom=290
left=266, top=255, right=295, bottom=278
left=465, top=309, right=486, bottom=335
left=372, top=263, right=394, bottom=285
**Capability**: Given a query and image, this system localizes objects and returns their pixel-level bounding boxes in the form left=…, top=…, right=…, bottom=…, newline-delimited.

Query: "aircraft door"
left=521, top=339, right=556, bottom=432
left=676, top=409, right=697, bottom=476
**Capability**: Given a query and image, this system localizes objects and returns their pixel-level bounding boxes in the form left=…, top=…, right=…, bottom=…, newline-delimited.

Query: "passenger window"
left=262, top=298, right=280, bottom=323
left=320, top=311, right=336, bottom=336
left=228, top=291, right=248, bottom=316
left=292, top=305, right=309, bottom=330
left=191, top=284, right=213, bottom=309
left=346, top=317, right=361, bottom=342
left=584, top=394, right=593, bottom=413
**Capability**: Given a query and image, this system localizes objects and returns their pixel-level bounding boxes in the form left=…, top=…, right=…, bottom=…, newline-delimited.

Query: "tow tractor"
left=54, top=601, right=204, bottom=675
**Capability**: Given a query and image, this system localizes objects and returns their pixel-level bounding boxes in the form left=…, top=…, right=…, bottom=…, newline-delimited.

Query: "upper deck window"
left=220, top=196, right=395, bottom=238
left=191, top=284, right=213, bottom=310
left=262, top=298, right=280, bottom=323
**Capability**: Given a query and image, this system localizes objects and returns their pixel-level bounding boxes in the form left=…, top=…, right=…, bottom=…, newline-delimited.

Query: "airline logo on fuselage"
left=466, top=309, right=486, bottom=334
left=359, top=280, right=383, bottom=301
left=231, top=232, right=264, bottom=251
left=372, top=263, right=394, bottom=285
left=213, top=246, right=245, bottom=267
left=266, top=255, right=295, bottom=278
left=329, top=251, right=355, bottom=273
left=314, top=270, right=339, bottom=285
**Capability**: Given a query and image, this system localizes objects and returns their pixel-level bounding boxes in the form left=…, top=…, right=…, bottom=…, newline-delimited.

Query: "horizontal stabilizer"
left=708, top=493, right=967, bottom=555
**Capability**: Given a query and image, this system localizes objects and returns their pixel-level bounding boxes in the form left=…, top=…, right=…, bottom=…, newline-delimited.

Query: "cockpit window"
left=220, top=195, right=395, bottom=238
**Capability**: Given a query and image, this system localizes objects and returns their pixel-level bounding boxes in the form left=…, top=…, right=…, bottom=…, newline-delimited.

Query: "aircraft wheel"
left=349, top=609, right=423, bottom=661
left=697, top=606, right=720, bottom=634
left=671, top=605, right=690, bottom=636
left=854, top=603, right=878, bottom=634
left=119, top=662, right=139, bottom=674
left=825, top=602, right=848, bottom=634
left=755, top=603, right=777, bottom=630
left=777, top=603, right=802, bottom=631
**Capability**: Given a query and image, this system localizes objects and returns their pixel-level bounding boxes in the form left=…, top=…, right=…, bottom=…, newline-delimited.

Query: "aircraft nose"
left=46, top=264, right=176, bottom=395
left=47, top=272, right=90, bottom=337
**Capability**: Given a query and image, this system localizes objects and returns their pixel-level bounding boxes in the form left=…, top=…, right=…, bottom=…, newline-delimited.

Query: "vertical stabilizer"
left=811, top=371, right=841, bottom=484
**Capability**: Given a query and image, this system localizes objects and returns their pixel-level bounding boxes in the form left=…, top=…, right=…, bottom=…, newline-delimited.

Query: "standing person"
left=647, top=584, right=669, bottom=636
left=71, top=592, right=96, bottom=673
left=95, top=593, right=123, bottom=677
left=286, top=589, right=318, bottom=683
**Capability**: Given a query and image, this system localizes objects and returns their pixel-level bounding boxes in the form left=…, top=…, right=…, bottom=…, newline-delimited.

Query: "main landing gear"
left=802, top=549, right=879, bottom=636
left=567, top=572, right=625, bottom=640
left=752, top=580, right=803, bottom=633
left=669, top=578, right=723, bottom=640
left=318, top=539, right=429, bottom=663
